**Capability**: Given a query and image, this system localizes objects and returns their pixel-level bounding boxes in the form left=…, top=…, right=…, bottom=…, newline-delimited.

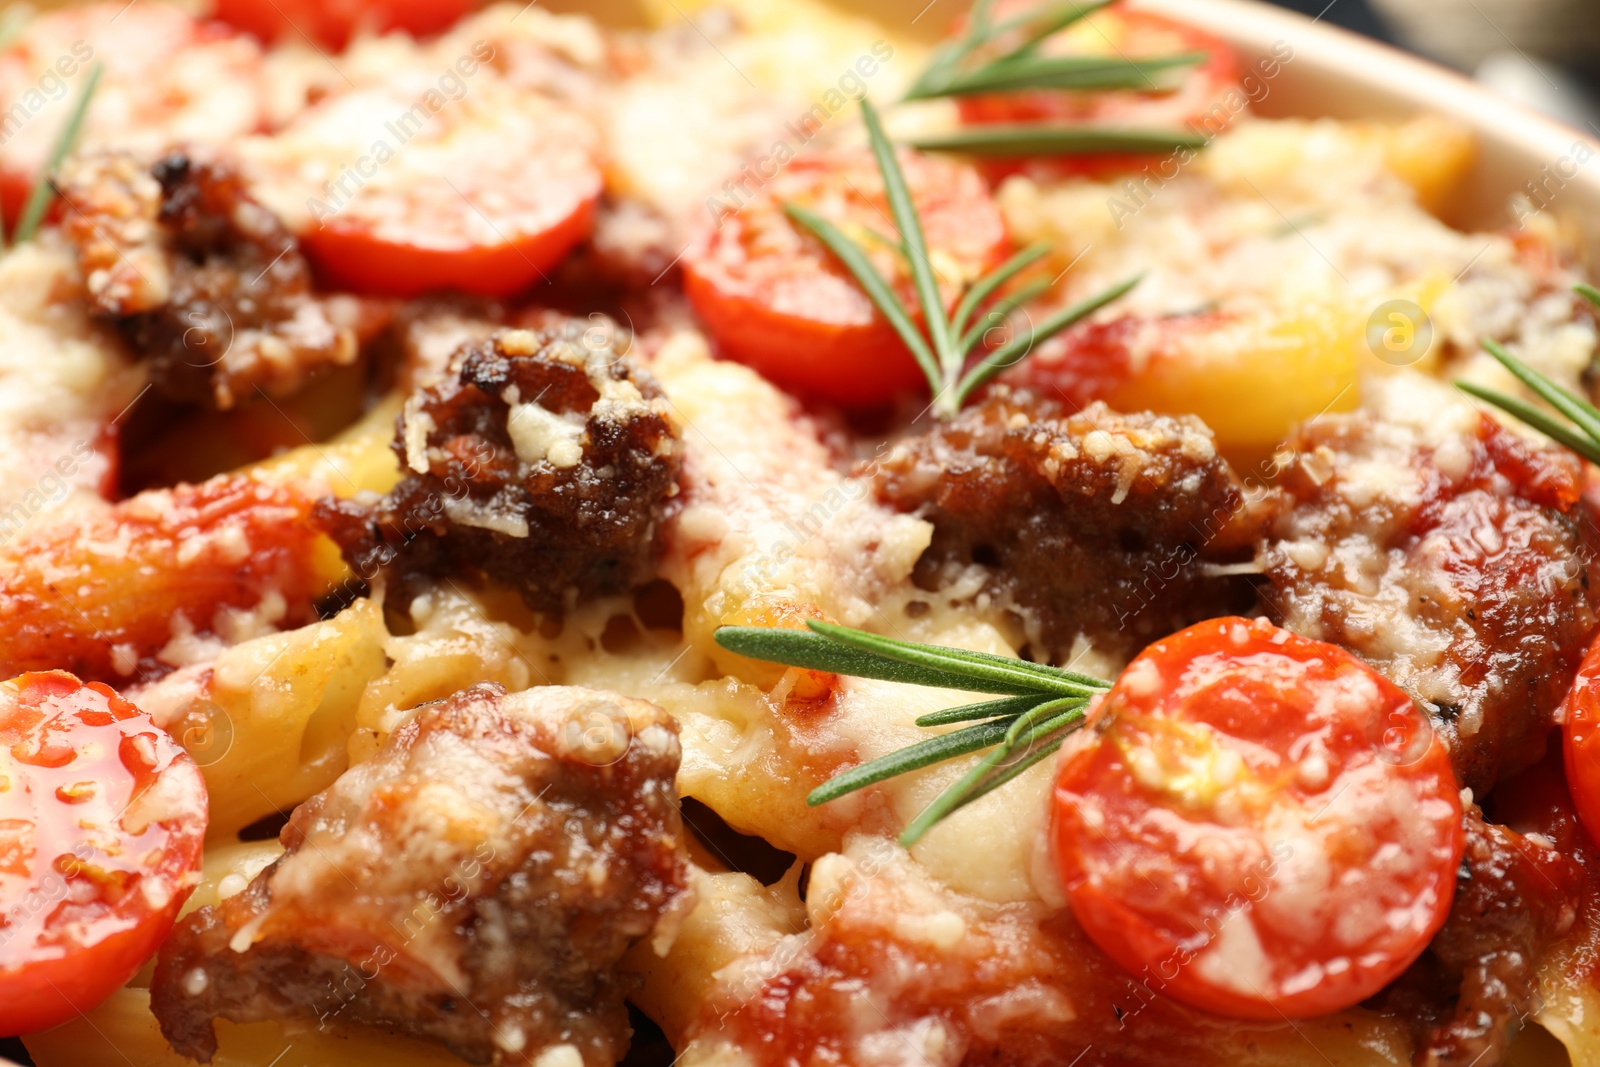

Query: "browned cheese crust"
left=316, top=324, right=681, bottom=616
left=873, top=387, right=1270, bottom=661
left=150, top=681, right=691, bottom=1066
left=58, top=150, right=359, bottom=409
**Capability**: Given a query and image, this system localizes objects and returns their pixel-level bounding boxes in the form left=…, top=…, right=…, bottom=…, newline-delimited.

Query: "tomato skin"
left=0, top=672, right=207, bottom=1035
left=681, top=263, right=930, bottom=407
left=682, top=150, right=1009, bottom=408
left=211, top=0, right=475, bottom=50
left=1052, top=616, right=1463, bottom=1021
left=1561, top=632, right=1600, bottom=847
left=954, top=3, right=1241, bottom=182
left=301, top=195, right=596, bottom=299
left=255, top=78, right=601, bottom=300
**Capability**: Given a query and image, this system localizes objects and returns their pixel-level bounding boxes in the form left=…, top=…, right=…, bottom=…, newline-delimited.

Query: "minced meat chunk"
left=1257, top=378, right=1600, bottom=794
left=150, top=682, right=691, bottom=1066
left=58, top=150, right=359, bottom=409
left=1372, top=804, right=1581, bottom=1067
left=316, top=324, right=681, bottom=615
left=873, top=387, right=1269, bottom=661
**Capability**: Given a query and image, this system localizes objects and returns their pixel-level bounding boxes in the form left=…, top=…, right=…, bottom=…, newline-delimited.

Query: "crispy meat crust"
left=150, top=682, right=691, bottom=1066
left=316, top=324, right=681, bottom=616
left=1258, top=408, right=1600, bottom=794
left=59, top=150, right=358, bottom=409
left=873, top=388, right=1269, bottom=661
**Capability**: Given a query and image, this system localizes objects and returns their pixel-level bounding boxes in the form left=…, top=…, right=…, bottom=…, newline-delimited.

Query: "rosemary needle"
left=714, top=619, right=1111, bottom=846
left=1455, top=285, right=1600, bottom=467
left=902, top=0, right=1206, bottom=158
left=12, top=60, right=103, bottom=247
left=906, top=124, right=1209, bottom=158
left=904, top=0, right=1198, bottom=102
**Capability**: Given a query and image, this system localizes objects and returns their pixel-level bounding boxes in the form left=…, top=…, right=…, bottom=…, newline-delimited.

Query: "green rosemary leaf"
left=970, top=0, right=997, bottom=33
left=1456, top=380, right=1600, bottom=466
left=907, top=124, right=1207, bottom=156
left=14, top=61, right=102, bottom=247
left=723, top=614, right=1111, bottom=842
left=1001, top=0, right=1115, bottom=57
left=955, top=707, right=1083, bottom=806
left=950, top=241, right=1049, bottom=340
left=807, top=716, right=1020, bottom=806
left=1481, top=339, right=1600, bottom=446
left=915, top=693, right=1057, bottom=727
left=1576, top=283, right=1600, bottom=310
left=714, top=625, right=1045, bottom=695
left=904, top=0, right=1116, bottom=99
left=957, top=276, right=1051, bottom=357
left=807, top=619, right=1109, bottom=696
left=860, top=98, right=958, bottom=383
left=0, top=6, right=30, bottom=249
left=899, top=696, right=1085, bottom=845
left=951, top=272, right=1141, bottom=409
left=925, top=52, right=1205, bottom=98
left=783, top=202, right=940, bottom=387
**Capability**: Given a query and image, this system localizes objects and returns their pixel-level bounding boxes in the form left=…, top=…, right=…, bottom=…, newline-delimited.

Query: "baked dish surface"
left=1, top=3, right=1599, bottom=1066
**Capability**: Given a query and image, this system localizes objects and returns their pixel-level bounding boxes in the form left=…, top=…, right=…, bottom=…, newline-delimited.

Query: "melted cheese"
left=0, top=242, right=142, bottom=538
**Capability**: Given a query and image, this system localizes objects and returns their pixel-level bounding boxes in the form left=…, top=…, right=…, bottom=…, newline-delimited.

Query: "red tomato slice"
left=0, top=672, right=206, bottom=1035
left=682, top=149, right=1009, bottom=408
left=211, top=0, right=475, bottom=50
left=0, top=5, right=265, bottom=229
left=1052, top=616, right=1463, bottom=1020
left=1561, top=632, right=1600, bottom=846
left=248, top=75, right=600, bottom=299
left=955, top=2, right=1241, bottom=181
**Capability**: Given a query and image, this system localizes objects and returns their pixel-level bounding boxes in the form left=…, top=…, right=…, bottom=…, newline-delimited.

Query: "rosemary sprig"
left=785, top=98, right=1138, bottom=418
left=1455, top=285, right=1600, bottom=466
left=904, top=0, right=1200, bottom=101
left=9, top=60, right=102, bottom=248
left=901, top=0, right=1206, bottom=160
left=714, top=619, right=1111, bottom=846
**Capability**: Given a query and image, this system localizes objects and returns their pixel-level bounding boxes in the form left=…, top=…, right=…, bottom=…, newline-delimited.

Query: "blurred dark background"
left=1270, top=0, right=1600, bottom=131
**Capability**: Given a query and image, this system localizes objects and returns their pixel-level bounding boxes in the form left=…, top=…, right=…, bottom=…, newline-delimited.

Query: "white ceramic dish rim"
left=1127, top=0, right=1600, bottom=251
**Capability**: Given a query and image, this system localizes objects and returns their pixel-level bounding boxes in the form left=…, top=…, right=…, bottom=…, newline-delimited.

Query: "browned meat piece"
left=59, top=150, right=359, bottom=409
left=316, top=325, right=681, bottom=615
left=1372, top=803, right=1581, bottom=1067
left=873, top=387, right=1269, bottom=661
left=1257, top=398, right=1600, bottom=794
left=150, top=681, right=692, bottom=1066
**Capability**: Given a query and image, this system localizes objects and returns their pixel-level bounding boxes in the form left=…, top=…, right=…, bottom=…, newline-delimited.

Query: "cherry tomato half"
left=0, top=672, right=207, bottom=1035
left=211, top=0, right=476, bottom=51
left=0, top=5, right=265, bottom=229
left=955, top=1, right=1241, bottom=181
left=682, top=148, right=1009, bottom=408
left=1561, top=631, right=1600, bottom=847
left=1052, top=616, right=1463, bottom=1020
left=249, top=75, right=600, bottom=299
